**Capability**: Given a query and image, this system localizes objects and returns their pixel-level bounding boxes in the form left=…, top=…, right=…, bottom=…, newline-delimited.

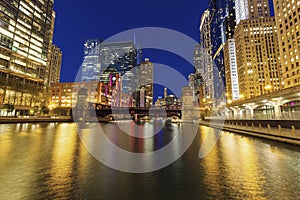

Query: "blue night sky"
left=53, top=0, right=274, bottom=98
left=53, top=0, right=209, bottom=82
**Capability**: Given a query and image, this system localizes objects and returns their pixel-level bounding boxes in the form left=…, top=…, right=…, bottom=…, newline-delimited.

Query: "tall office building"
left=0, top=0, right=56, bottom=115
left=199, top=9, right=214, bottom=106
left=81, top=40, right=140, bottom=83
left=233, top=17, right=281, bottom=99
left=224, top=39, right=240, bottom=102
left=81, top=39, right=102, bottom=82
left=48, top=44, right=62, bottom=85
left=235, top=0, right=270, bottom=25
left=209, top=0, right=236, bottom=101
left=134, top=58, right=153, bottom=108
left=274, top=0, right=300, bottom=88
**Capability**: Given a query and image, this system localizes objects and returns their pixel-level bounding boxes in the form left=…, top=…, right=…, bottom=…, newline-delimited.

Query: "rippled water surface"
left=0, top=122, right=300, bottom=200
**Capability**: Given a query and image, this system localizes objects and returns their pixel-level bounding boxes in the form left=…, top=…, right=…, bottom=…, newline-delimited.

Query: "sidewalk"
left=200, top=121, right=300, bottom=146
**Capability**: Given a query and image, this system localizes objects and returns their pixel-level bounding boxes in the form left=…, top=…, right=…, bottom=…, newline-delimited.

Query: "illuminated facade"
left=208, top=0, right=236, bottom=101
left=81, top=39, right=102, bottom=82
left=235, top=0, right=270, bottom=25
left=50, top=81, right=112, bottom=108
left=274, top=0, right=300, bottom=88
left=48, top=44, right=62, bottom=85
left=81, top=40, right=140, bottom=84
left=199, top=9, right=215, bottom=107
left=133, top=58, right=153, bottom=108
left=50, top=81, right=134, bottom=109
left=234, top=17, right=281, bottom=100
left=0, top=0, right=56, bottom=115
left=224, top=39, right=240, bottom=102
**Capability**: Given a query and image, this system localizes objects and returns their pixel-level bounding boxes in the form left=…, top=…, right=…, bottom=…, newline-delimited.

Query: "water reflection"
left=0, top=123, right=299, bottom=199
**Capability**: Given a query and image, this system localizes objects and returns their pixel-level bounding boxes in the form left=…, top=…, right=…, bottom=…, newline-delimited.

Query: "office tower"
left=0, top=0, right=55, bottom=116
left=209, top=0, right=236, bottom=101
left=81, top=39, right=102, bottom=82
left=224, top=39, right=240, bottom=102
left=134, top=58, right=153, bottom=108
left=274, top=0, right=300, bottom=88
left=81, top=40, right=140, bottom=83
left=235, top=0, right=270, bottom=25
left=234, top=17, right=281, bottom=99
left=48, top=44, right=62, bottom=85
left=200, top=10, right=215, bottom=106
left=193, top=44, right=204, bottom=75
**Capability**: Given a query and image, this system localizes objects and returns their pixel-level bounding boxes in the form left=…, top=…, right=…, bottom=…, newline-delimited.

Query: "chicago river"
left=0, top=122, right=300, bottom=199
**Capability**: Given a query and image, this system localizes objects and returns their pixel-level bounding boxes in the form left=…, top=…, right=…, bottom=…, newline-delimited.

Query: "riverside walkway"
left=0, top=116, right=73, bottom=124
left=200, top=119, right=300, bottom=146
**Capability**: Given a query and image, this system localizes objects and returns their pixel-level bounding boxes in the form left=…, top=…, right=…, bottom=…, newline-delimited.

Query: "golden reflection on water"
left=199, top=126, right=222, bottom=195
left=49, top=123, right=77, bottom=196
left=221, top=133, right=265, bottom=199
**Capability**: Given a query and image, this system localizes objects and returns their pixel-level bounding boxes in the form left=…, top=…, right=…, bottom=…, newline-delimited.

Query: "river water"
left=0, top=122, right=300, bottom=199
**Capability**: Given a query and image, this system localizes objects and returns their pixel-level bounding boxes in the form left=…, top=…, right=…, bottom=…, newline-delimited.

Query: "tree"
left=40, top=105, right=49, bottom=115
left=3, top=103, right=14, bottom=116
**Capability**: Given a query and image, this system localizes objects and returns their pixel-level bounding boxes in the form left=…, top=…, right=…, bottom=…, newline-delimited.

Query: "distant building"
left=133, top=58, right=153, bottom=108
left=274, top=0, right=300, bottom=88
left=48, top=45, right=62, bottom=85
left=81, top=40, right=141, bottom=87
left=50, top=81, right=107, bottom=108
left=81, top=39, right=102, bottom=82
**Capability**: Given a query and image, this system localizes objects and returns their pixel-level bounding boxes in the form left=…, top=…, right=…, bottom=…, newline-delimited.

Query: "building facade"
left=0, top=0, right=56, bottom=115
left=81, top=40, right=140, bottom=83
left=133, top=58, right=153, bottom=108
left=224, top=39, right=240, bottom=102
left=235, top=0, right=270, bottom=25
left=199, top=10, right=215, bottom=107
left=234, top=17, right=281, bottom=100
left=274, top=0, right=300, bottom=88
left=208, top=0, right=236, bottom=101
left=48, top=44, right=62, bottom=85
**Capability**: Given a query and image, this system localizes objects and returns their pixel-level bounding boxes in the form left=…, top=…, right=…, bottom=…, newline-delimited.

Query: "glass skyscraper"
left=208, top=0, right=236, bottom=101
left=81, top=40, right=141, bottom=95
left=0, top=0, right=56, bottom=115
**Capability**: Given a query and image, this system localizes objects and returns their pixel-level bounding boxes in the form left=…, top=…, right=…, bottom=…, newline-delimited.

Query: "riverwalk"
left=200, top=120, right=300, bottom=146
left=0, top=116, right=73, bottom=124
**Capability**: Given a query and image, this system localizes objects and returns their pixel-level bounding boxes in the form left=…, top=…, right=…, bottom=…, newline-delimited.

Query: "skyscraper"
left=235, top=0, right=270, bottom=25
left=134, top=58, right=153, bottom=108
left=0, top=0, right=56, bottom=115
left=81, top=40, right=140, bottom=83
left=233, top=17, right=281, bottom=99
left=81, top=39, right=102, bottom=82
left=224, top=39, right=239, bottom=101
left=208, top=0, right=236, bottom=101
left=199, top=9, right=215, bottom=106
left=48, top=44, right=62, bottom=85
left=274, top=0, right=300, bottom=88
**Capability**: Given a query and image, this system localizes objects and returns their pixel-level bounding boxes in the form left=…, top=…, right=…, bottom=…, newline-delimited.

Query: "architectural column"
left=273, top=102, right=282, bottom=119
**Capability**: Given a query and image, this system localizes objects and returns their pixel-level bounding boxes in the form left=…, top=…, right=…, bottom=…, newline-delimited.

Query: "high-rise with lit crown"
left=226, top=1, right=281, bottom=101
left=235, top=0, right=270, bottom=25
left=274, top=0, right=300, bottom=88
left=0, top=0, right=56, bottom=115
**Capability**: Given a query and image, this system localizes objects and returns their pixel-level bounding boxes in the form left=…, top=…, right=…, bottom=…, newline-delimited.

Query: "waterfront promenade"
left=0, top=116, right=73, bottom=124
left=200, top=119, right=300, bottom=146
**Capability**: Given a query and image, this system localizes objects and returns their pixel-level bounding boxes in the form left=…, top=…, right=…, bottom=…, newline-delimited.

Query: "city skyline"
left=53, top=0, right=209, bottom=83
